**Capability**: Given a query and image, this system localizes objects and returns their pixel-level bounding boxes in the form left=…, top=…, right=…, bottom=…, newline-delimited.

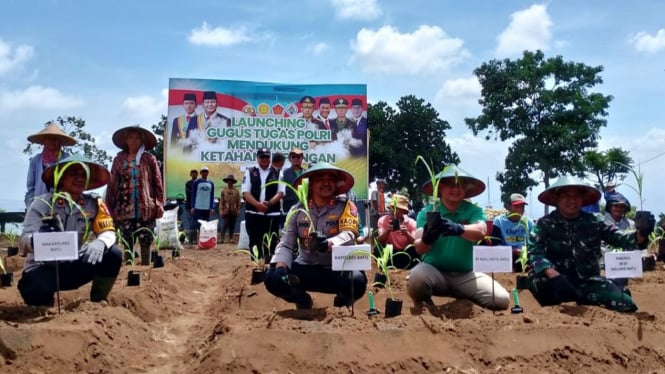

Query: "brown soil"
left=2, top=242, right=665, bottom=373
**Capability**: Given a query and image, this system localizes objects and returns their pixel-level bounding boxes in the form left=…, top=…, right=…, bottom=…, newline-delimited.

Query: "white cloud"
left=0, top=38, right=34, bottom=75
left=434, top=76, right=481, bottom=104
left=120, top=89, right=168, bottom=125
left=310, top=42, right=330, bottom=56
left=495, top=4, right=552, bottom=57
left=187, top=22, right=253, bottom=47
left=631, top=29, right=665, bottom=54
left=330, top=0, right=382, bottom=21
left=350, top=25, right=470, bottom=74
left=0, top=85, right=82, bottom=110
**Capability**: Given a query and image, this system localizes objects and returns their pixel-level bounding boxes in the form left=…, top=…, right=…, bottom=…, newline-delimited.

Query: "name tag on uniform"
left=33, top=231, right=79, bottom=261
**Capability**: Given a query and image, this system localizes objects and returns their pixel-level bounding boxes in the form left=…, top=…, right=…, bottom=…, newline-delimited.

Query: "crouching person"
left=18, top=154, right=122, bottom=306
left=265, top=163, right=367, bottom=309
left=408, top=165, right=510, bottom=311
left=528, top=175, right=654, bottom=313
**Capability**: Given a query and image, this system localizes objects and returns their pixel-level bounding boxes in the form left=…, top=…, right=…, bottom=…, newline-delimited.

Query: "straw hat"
left=42, top=153, right=110, bottom=190
left=538, top=175, right=601, bottom=206
left=27, top=122, right=77, bottom=146
left=294, top=162, right=354, bottom=195
left=222, top=174, right=237, bottom=183
left=112, top=125, right=157, bottom=151
left=421, top=165, right=486, bottom=198
left=387, top=194, right=410, bottom=211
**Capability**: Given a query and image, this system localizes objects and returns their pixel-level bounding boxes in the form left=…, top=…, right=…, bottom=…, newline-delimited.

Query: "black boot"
left=90, top=276, right=117, bottom=302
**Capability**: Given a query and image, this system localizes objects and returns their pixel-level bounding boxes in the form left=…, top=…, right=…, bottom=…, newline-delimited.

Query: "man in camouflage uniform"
left=265, top=163, right=366, bottom=310
left=528, top=175, right=655, bottom=313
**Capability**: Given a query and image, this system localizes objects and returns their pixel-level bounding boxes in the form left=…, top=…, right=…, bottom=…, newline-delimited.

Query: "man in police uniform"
left=299, top=95, right=323, bottom=130
left=18, top=154, right=123, bottom=306
left=265, top=162, right=367, bottom=310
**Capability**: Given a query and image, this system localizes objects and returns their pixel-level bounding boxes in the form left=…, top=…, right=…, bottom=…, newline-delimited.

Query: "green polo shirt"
left=416, top=200, right=485, bottom=272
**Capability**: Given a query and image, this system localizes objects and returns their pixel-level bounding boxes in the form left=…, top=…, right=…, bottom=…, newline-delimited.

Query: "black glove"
left=634, top=211, right=656, bottom=237
left=422, top=213, right=445, bottom=245
left=40, top=215, right=64, bottom=233
left=308, top=232, right=329, bottom=253
left=439, top=217, right=465, bottom=236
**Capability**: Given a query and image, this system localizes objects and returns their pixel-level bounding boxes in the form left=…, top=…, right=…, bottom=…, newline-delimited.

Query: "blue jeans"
left=18, top=245, right=122, bottom=306
left=264, top=263, right=367, bottom=307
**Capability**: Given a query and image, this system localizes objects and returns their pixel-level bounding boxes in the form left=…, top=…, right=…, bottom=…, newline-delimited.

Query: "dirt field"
left=2, top=240, right=665, bottom=374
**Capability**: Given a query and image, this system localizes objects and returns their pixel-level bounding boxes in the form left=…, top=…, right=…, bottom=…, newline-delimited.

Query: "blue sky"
left=1, top=0, right=664, bottom=217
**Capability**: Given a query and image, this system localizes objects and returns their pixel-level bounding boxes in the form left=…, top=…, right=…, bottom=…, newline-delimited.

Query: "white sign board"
left=473, top=245, right=513, bottom=273
left=33, top=231, right=79, bottom=262
left=332, top=245, right=372, bottom=271
left=604, top=251, right=643, bottom=279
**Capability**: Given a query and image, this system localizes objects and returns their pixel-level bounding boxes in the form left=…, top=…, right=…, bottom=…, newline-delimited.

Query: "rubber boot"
left=140, top=244, right=151, bottom=266
left=90, top=276, right=117, bottom=302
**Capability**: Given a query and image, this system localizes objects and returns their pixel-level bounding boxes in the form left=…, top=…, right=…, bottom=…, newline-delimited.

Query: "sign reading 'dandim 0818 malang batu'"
left=473, top=246, right=513, bottom=273
left=332, top=245, right=372, bottom=271
left=165, top=78, right=368, bottom=200
left=604, top=251, right=643, bottom=279
left=32, top=231, right=79, bottom=262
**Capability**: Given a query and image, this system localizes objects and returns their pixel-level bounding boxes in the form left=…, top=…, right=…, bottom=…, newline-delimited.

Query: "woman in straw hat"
left=409, top=165, right=510, bottom=311
left=105, top=125, right=164, bottom=265
left=528, top=175, right=654, bottom=313
left=24, top=122, right=77, bottom=208
left=18, top=153, right=122, bottom=306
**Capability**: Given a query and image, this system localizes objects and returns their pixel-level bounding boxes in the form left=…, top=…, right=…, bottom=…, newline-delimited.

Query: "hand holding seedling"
left=634, top=211, right=656, bottom=238
left=439, top=218, right=465, bottom=236
left=422, top=214, right=445, bottom=245
left=40, top=215, right=64, bottom=233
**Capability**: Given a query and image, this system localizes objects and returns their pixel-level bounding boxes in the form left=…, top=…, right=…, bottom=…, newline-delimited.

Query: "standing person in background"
left=189, top=166, right=215, bottom=244
left=490, top=193, right=535, bottom=272
left=242, top=147, right=285, bottom=260
left=282, top=147, right=307, bottom=215
left=106, top=125, right=164, bottom=266
left=25, top=122, right=76, bottom=208
left=369, top=179, right=387, bottom=230
left=182, top=169, right=198, bottom=243
left=219, top=174, right=241, bottom=243
left=271, top=151, right=285, bottom=172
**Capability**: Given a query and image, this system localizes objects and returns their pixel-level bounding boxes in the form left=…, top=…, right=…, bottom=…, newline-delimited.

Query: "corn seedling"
left=348, top=243, right=408, bottom=300
left=117, top=228, right=136, bottom=269
left=415, top=156, right=442, bottom=211
left=234, top=245, right=263, bottom=269
left=648, top=226, right=665, bottom=252
left=3, top=227, right=19, bottom=248
left=617, top=162, right=645, bottom=211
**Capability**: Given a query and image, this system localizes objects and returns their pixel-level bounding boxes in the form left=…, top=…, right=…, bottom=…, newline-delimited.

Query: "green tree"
left=149, top=115, right=167, bottom=172
left=23, top=116, right=112, bottom=167
left=369, top=95, right=459, bottom=210
left=582, top=147, right=633, bottom=190
left=465, top=50, right=613, bottom=213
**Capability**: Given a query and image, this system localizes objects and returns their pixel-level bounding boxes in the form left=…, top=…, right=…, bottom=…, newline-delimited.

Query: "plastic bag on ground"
left=198, top=219, right=218, bottom=249
left=156, top=206, right=182, bottom=250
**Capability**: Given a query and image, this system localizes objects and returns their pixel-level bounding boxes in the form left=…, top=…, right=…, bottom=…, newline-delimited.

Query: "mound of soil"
left=2, top=243, right=665, bottom=373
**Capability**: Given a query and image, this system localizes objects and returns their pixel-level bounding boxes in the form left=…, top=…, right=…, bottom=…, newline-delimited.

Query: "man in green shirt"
left=408, top=165, right=510, bottom=311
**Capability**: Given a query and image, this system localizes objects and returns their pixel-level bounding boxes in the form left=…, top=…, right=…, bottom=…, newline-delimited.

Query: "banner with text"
left=165, top=78, right=368, bottom=200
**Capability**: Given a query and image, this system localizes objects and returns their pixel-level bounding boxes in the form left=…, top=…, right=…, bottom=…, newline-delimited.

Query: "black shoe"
left=295, top=294, right=313, bottom=310
left=333, top=293, right=352, bottom=308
